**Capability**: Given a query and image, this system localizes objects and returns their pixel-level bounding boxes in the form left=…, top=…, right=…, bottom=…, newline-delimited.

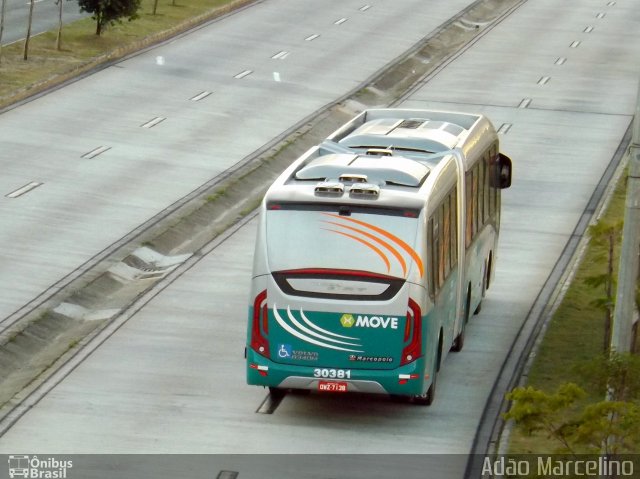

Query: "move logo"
left=340, top=314, right=355, bottom=327
left=341, top=314, right=399, bottom=329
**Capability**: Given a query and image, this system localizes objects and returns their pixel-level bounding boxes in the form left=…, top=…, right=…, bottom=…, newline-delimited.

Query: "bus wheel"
left=474, top=261, right=488, bottom=315
left=474, top=281, right=483, bottom=315
left=413, top=373, right=436, bottom=406
left=474, top=300, right=482, bottom=315
left=414, top=338, right=441, bottom=405
left=451, top=321, right=465, bottom=352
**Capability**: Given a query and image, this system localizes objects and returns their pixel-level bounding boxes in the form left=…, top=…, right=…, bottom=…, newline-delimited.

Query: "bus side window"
left=490, top=146, right=498, bottom=219
left=465, top=171, right=473, bottom=248
left=450, top=187, right=457, bottom=270
left=472, top=164, right=479, bottom=237
left=478, top=158, right=486, bottom=226
left=442, top=201, right=450, bottom=280
left=437, top=204, right=445, bottom=288
left=483, top=154, right=490, bottom=222
left=429, top=217, right=437, bottom=297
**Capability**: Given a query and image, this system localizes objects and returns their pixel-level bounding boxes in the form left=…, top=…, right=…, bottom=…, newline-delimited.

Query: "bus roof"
left=264, top=108, right=498, bottom=208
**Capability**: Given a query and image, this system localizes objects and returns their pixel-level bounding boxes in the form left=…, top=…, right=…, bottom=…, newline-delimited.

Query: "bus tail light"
left=250, top=290, right=270, bottom=358
left=401, top=298, right=422, bottom=365
left=398, top=373, right=420, bottom=385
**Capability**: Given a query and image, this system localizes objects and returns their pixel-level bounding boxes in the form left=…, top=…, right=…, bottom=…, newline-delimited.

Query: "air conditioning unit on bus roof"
left=295, top=153, right=431, bottom=188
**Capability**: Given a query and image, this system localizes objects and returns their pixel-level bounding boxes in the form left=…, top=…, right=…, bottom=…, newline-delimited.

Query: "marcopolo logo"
left=8, top=455, right=73, bottom=478
left=340, top=314, right=398, bottom=329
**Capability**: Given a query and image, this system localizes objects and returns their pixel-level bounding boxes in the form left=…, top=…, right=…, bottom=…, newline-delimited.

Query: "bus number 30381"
left=313, top=368, right=351, bottom=379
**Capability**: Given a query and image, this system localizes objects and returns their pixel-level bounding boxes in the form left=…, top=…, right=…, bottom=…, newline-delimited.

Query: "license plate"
left=318, top=381, right=348, bottom=393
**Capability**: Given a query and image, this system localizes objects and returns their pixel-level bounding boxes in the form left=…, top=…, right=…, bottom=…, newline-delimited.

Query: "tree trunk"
left=23, top=0, right=35, bottom=60
left=604, top=230, right=615, bottom=353
left=96, top=9, right=102, bottom=35
left=56, top=0, right=63, bottom=50
left=0, top=0, right=6, bottom=64
left=152, top=0, right=159, bottom=15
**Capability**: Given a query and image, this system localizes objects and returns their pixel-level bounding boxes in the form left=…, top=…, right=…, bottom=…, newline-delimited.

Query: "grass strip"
left=0, top=0, right=251, bottom=108
left=507, top=168, right=637, bottom=453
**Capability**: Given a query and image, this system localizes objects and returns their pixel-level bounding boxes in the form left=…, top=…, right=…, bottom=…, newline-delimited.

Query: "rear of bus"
left=246, top=200, right=439, bottom=400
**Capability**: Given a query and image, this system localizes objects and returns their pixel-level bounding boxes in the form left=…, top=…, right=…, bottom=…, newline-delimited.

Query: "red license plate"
left=318, top=381, right=348, bottom=393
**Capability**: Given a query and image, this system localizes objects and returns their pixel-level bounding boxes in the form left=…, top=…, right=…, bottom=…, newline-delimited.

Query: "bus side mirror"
left=491, top=153, right=512, bottom=189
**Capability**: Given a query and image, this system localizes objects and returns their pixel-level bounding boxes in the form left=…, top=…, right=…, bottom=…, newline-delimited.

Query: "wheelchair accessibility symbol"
left=278, top=344, right=292, bottom=358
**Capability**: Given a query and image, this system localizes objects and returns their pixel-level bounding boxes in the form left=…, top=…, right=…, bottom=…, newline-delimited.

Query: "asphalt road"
left=0, top=0, right=476, bottom=325
left=0, top=0, right=87, bottom=46
left=0, top=0, right=639, bottom=478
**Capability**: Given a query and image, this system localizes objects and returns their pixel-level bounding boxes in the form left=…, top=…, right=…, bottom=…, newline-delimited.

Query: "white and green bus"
left=246, top=109, right=512, bottom=404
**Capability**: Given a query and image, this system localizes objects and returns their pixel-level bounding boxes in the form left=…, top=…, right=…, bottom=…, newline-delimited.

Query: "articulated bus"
left=246, top=109, right=512, bottom=404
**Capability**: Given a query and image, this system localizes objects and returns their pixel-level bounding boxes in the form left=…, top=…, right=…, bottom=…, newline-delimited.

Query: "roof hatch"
left=295, top=153, right=430, bottom=187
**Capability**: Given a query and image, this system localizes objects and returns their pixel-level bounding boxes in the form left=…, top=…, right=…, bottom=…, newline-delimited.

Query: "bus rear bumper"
left=246, top=348, right=427, bottom=396
left=278, top=376, right=388, bottom=394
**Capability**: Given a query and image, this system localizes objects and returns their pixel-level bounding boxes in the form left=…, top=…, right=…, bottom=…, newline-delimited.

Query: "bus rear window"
left=272, top=268, right=405, bottom=301
left=265, top=204, right=422, bottom=289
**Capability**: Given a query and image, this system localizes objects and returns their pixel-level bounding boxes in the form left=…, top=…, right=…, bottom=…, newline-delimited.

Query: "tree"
left=23, top=0, right=35, bottom=60
left=0, top=0, right=6, bottom=64
left=584, top=220, right=623, bottom=353
left=55, top=0, right=67, bottom=50
left=504, top=354, right=640, bottom=455
left=78, top=0, right=142, bottom=36
left=575, top=352, right=640, bottom=402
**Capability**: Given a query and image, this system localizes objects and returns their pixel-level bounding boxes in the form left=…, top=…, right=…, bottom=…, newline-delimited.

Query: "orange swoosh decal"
left=323, top=213, right=424, bottom=277
left=323, top=221, right=407, bottom=276
left=322, top=228, right=391, bottom=273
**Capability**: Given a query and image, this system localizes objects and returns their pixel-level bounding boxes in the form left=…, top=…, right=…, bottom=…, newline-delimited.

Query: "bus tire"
left=474, top=300, right=482, bottom=315
left=453, top=294, right=469, bottom=352
left=474, top=260, right=488, bottom=315
left=413, top=373, right=436, bottom=406
left=451, top=321, right=465, bottom=352
left=414, top=333, right=442, bottom=405
left=474, top=281, right=483, bottom=315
